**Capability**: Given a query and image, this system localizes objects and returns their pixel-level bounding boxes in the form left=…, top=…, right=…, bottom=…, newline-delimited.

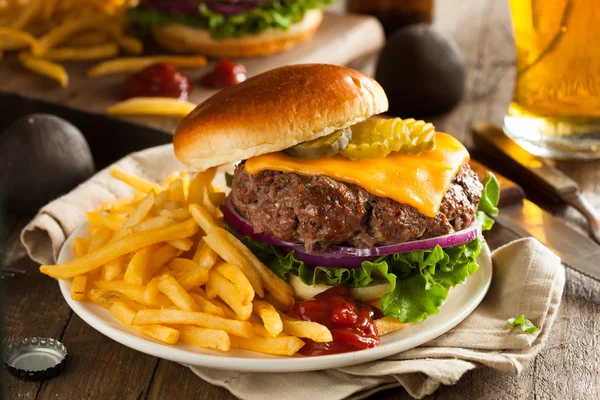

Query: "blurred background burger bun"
left=153, top=9, right=324, bottom=57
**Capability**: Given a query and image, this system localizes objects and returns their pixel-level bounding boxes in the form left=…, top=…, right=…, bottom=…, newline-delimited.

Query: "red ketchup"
left=122, top=63, right=191, bottom=100
left=287, top=285, right=382, bottom=356
left=201, top=60, right=247, bottom=88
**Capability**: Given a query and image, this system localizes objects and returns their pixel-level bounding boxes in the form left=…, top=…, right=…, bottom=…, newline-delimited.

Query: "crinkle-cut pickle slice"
left=341, top=118, right=436, bottom=160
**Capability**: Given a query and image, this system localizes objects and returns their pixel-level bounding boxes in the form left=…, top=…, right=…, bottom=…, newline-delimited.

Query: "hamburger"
left=174, top=64, right=499, bottom=324
left=128, top=1, right=332, bottom=57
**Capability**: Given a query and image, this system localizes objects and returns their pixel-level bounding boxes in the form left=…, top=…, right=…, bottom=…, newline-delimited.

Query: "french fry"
left=230, top=336, right=305, bottom=356
left=167, top=179, right=185, bottom=202
left=203, top=228, right=264, bottom=298
left=187, top=168, right=216, bottom=204
left=161, top=171, right=182, bottom=188
left=143, top=275, right=161, bottom=304
left=88, top=288, right=145, bottom=311
left=374, top=317, right=408, bottom=336
left=132, top=309, right=254, bottom=338
left=72, top=237, right=89, bottom=259
left=208, top=296, right=237, bottom=320
left=207, top=270, right=252, bottom=320
left=112, top=190, right=156, bottom=242
left=160, top=208, right=191, bottom=220
left=136, top=324, right=180, bottom=344
left=107, top=97, right=196, bottom=118
left=167, top=238, right=193, bottom=251
left=215, top=262, right=254, bottom=306
left=188, top=204, right=217, bottom=234
left=42, top=0, right=56, bottom=21
left=201, top=187, right=218, bottom=216
left=280, top=314, right=332, bottom=343
left=11, top=0, right=43, bottom=29
left=86, top=211, right=128, bottom=232
left=18, top=53, right=68, bottom=87
left=110, top=168, right=162, bottom=193
left=128, top=216, right=176, bottom=235
left=87, top=55, right=207, bottom=77
left=167, top=258, right=198, bottom=272
left=117, top=35, right=143, bottom=55
left=97, top=194, right=138, bottom=213
left=250, top=321, right=273, bottom=338
left=95, top=280, right=172, bottom=308
left=102, top=256, right=128, bottom=281
left=0, top=27, right=40, bottom=53
left=40, top=219, right=199, bottom=279
left=208, top=192, right=226, bottom=208
left=176, top=268, right=209, bottom=291
left=71, top=275, right=88, bottom=301
left=225, top=228, right=295, bottom=309
left=193, top=241, right=219, bottom=269
left=87, top=225, right=113, bottom=252
left=179, top=325, right=230, bottom=351
left=143, top=244, right=181, bottom=282
left=164, top=201, right=183, bottom=210
left=44, top=43, right=119, bottom=61
left=157, top=274, right=198, bottom=311
left=204, top=273, right=218, bottom=299
left=124, top=244, right=160, bottom=285
left=253, top=299, right=283, bottom=337
left=189, top=293, right=225, bottom=317
left=261, top=293, right=288, bottom=312
left=64, top=31, right=109, bottom=47
left=155, top=190, right=169, bottom=209
left=109, top=300, right=137, bottom=326
left=180, top=172, right=191, bottom=200
left=34, top=14, right=114, bottom=56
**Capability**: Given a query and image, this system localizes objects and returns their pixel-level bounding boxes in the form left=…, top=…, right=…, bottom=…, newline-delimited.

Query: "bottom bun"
left=152, top=9, right=323, bottom=58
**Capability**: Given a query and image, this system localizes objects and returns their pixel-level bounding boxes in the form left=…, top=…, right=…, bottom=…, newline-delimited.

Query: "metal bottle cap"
left=4, top=337, right=68, bottom=381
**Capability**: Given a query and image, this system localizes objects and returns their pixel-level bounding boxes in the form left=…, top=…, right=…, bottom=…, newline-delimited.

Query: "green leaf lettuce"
left=507, top=314, right=539, bottom=334
left=128, top=0, right=333, bottom=39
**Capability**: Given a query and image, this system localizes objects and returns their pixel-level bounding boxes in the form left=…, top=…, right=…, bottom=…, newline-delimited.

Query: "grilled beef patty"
left=231, top=162, right=482, bottom=252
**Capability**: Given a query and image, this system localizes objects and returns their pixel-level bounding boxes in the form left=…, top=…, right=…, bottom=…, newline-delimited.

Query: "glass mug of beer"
left=504, top=0, right=600, bottom=159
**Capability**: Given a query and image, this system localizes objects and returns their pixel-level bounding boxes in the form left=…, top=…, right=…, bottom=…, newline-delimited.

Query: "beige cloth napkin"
left=20, top=145, right=566, bottom=399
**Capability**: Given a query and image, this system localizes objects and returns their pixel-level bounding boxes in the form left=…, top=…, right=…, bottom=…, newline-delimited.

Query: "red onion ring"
left=223, top=195, right=482, bottom=268
left=140, top=1, right=269, bottom=15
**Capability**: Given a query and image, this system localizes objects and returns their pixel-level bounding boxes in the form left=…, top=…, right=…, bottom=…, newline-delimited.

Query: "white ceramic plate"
left=57, top=224, right=492, bottom=372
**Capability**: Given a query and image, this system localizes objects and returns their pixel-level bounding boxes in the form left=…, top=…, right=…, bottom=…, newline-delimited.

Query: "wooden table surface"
left=3, top=0, right=600, bottom=399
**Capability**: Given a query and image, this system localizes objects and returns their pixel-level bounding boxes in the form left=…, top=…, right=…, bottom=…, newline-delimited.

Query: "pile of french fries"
left=40, top=168, right=405, bottom=355
left=0, top=0, right=207, bottom=95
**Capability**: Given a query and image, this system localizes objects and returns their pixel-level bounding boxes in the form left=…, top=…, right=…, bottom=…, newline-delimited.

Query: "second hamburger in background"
left=128, top=0, right=333, bottom=57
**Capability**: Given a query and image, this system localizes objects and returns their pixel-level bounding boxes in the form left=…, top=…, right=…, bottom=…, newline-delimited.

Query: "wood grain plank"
left=1, top=212, right=20, bottom=267
left=36, top=314, right=159, bottom=400
left=146, top=361, right=236, bottom=400
left=1, top=212, right=19, bottom=243
left=3, top=216, right=72, bottom=400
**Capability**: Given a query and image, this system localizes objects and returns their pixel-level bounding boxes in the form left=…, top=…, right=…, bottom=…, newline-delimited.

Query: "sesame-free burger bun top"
left=174, top=64, right=389, bottom=171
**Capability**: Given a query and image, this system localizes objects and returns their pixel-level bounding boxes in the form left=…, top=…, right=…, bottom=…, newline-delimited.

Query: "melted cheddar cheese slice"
left=244, top=132, right=469, bottom=217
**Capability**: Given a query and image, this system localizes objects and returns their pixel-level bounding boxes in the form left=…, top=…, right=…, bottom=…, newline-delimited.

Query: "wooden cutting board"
left=0, top=13, right=383, bottom=135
